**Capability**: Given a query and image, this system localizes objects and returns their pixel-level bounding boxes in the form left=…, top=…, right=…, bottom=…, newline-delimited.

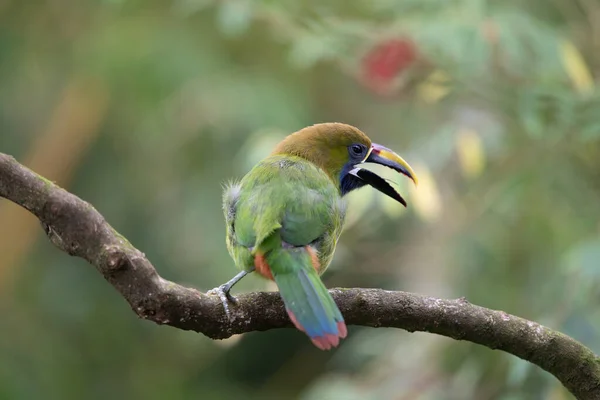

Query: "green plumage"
left=223, top=153, right=349, bottom=349
left=224, top=155, right=346, bottom=273
left=216, top=122, right=416, bottom=350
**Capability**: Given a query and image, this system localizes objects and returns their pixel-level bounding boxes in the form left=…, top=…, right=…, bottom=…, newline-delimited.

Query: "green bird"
left=213, top=123, right=418, bottom=350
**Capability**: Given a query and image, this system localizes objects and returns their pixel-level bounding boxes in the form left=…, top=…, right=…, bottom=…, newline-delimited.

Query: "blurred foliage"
left=1, top=0, right=600, bottom=399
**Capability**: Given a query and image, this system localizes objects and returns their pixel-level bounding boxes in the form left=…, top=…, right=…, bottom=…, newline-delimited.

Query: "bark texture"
left=0, top=152, right=598, bottom=399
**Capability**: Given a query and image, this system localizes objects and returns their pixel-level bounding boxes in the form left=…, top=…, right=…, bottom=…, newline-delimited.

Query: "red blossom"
left=360, top=38, right=417, bottom=95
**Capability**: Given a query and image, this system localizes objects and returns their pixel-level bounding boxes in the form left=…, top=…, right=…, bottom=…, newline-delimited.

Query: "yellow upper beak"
left=365, top=143, right=419, bottom=186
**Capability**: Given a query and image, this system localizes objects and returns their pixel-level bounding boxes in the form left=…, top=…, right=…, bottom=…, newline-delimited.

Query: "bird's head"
left=272, top=122, right=418, bottom=206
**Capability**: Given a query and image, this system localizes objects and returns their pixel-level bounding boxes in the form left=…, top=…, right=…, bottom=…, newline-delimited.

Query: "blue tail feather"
left=268, top=247, right=346, bottom=350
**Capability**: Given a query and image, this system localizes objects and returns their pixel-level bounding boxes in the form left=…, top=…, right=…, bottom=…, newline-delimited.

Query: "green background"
left=1, top=1, right=600, bottom=399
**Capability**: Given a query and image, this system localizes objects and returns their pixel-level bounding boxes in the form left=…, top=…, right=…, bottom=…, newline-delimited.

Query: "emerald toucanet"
left=213, top=123, right=418, bottom=350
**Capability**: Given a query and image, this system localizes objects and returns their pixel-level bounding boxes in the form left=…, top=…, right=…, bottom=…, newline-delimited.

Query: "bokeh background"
left=2, top=0, right=600, bottom=399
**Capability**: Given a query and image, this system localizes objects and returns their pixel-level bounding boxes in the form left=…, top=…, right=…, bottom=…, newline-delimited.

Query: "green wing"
left=223, top=155, right=346, bottom=273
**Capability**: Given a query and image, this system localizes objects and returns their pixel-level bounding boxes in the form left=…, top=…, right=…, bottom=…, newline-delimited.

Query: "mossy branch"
left=0, top=152, right=599, bottom=399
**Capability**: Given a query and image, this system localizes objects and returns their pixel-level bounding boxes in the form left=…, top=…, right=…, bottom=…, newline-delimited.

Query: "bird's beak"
left=365, top=143, right=418, bottom=186
left=348, top=143, right=418, bottom=207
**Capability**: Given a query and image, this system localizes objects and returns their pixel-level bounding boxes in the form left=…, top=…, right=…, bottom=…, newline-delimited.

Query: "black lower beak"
left=348, top=168, right=407, bottom=207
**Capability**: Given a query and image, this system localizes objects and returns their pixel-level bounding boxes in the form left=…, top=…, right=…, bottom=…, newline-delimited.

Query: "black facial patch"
left=340, top=162, right=366, bottom=196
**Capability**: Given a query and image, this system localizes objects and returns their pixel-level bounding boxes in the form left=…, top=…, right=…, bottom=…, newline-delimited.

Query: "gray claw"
left=208, top=270, right=251, bottom=319
left=208, top=285, right=237, bottom=319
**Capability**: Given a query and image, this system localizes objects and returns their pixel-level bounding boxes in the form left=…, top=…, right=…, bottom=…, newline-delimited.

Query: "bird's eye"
left=350, top=144, right=363, bottom=156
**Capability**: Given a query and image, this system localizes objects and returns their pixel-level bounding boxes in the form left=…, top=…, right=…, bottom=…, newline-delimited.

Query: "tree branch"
left=0, top=152, right=598, bottom=398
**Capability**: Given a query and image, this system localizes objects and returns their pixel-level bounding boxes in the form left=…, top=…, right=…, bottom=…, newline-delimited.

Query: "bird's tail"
left=264, top=245, right=347, bottom=350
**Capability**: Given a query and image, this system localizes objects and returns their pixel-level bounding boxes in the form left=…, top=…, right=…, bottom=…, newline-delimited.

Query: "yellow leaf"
left=409, top=163, right=441, bottom=222
left=456, top=128, right=485, bottom=179
left=559, top=39, right=594, bottom=94
left=417, top=70, right=451, bottom=104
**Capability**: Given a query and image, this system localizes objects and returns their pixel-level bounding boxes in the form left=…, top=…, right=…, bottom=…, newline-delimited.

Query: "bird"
left=211, top=122, right=418, bottom=350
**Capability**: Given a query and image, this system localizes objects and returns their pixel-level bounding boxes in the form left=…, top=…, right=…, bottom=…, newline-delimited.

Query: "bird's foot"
left=207, top=284, right=238, bottom=319
left=207, top=270, right=252, bottom=319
